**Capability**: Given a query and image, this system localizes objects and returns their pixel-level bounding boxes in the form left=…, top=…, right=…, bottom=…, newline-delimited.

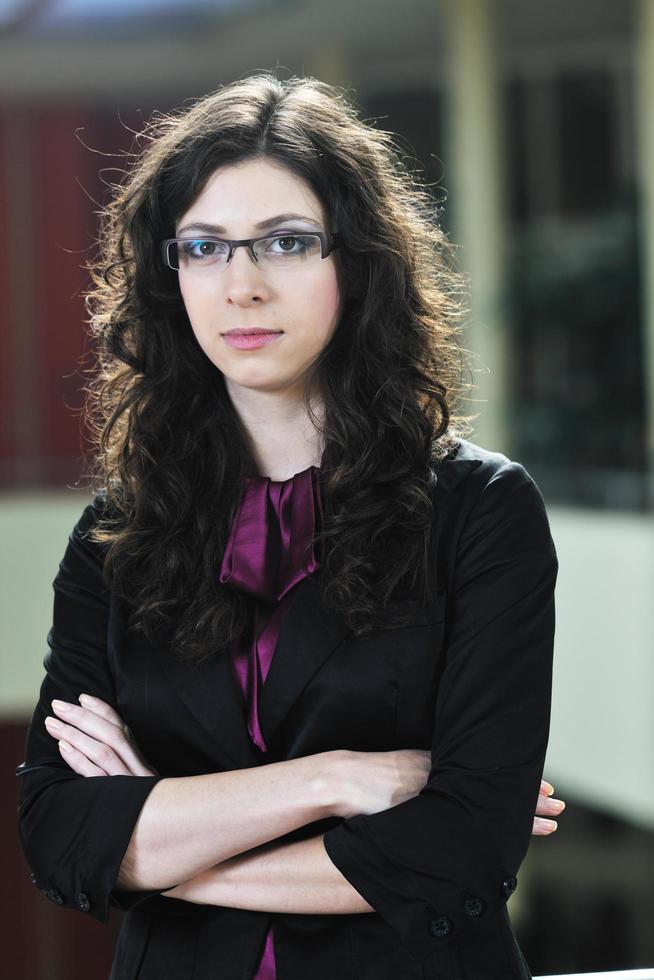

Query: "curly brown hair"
left=80, top=70, right=474, bottom=664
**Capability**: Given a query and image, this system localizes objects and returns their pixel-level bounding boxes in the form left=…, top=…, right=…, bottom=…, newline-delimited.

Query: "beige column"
left=442, top=0, right=509, bottom=453
left=635, top=0, right=654, bottom=503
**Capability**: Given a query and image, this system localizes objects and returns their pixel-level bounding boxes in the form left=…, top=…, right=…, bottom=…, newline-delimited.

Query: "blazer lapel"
left=156, top=574, right=349, bottom=771
left=257, top=574, right=351, bottom=750
left=158, top=639, right=263, bottom=771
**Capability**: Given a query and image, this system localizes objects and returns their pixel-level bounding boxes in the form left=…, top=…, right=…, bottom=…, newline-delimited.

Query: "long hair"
left=81, top=71, right=474, bottom=664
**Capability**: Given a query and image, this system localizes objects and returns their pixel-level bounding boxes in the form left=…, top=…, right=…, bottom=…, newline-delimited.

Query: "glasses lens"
left=253, top=234, right=322, bottom=267
left=174, top=239, right=230, bottom=271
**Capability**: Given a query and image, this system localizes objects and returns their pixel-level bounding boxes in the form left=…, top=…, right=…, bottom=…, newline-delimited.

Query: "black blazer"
left=15, top=437, right=558, bottom=980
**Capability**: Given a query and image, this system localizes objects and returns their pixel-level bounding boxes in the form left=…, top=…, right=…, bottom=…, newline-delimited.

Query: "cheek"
left=179, top=278, right=204, bottom=323
left=179, top=280, right=216, bottom=351
left=306, top=270, right=342, bottom=337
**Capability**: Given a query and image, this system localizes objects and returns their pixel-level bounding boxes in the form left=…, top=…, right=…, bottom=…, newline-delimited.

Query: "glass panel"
left=503, top=65, right=646, bottom=510
left=557, top=70, right=618, bottom=217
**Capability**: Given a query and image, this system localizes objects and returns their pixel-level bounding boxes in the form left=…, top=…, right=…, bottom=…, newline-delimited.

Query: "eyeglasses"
left=161, top=231, right=341, bottom=273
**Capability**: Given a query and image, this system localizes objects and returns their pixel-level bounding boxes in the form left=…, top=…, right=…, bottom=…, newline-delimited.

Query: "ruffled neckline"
left=219, top=462, right=323, bottom=605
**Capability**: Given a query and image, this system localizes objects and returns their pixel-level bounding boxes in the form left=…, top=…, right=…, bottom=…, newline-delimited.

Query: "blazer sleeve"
left=321, top=459, right=559, bottom=966
left=15, top=493, right=175, bottom=925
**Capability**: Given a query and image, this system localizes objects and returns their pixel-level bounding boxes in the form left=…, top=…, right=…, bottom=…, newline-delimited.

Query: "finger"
left=57, top=739, right=108, bottom=777
left=77, top=694, right=128, bottom=732
left=78, top=695, right=160, bottom=775
left=45, top=712, right=131, bottom=776
left=535, top=795, right=566, bottom=817
left=77, top=695, right=158, bottom=775
left=532, top=816, right=558, bottom=835
left=539, top=779, right=554, bottom=796
left=50, top=699, right=151, bottom=776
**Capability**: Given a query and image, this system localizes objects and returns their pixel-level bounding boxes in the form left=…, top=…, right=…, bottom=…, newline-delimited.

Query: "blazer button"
left=46, top=887, right=64, bottom=905
left=500, top=876, right=517, bottom=897
left=428, top=915, right=453, bottom=938
left=462, top=895, right=486, bottom=917
left=76, top=892, right=91, bottom=913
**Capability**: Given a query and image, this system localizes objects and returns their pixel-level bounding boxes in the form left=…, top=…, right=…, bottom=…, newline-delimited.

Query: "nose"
left=223, top=244, right=270, bottom=305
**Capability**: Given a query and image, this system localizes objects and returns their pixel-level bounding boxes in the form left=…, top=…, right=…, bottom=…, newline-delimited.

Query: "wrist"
left=310, top=750, right=349, bottom=819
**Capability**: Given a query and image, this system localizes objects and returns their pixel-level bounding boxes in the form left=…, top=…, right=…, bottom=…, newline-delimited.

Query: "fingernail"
left=551, top=800, right=565, bottom=812
left=59, top=741, right=73, bottom=753
left=52, top=700, right=70, bottom=712
left=542, top=781, right=554, bottom=795
left=45, top=717, right=62, bottom=731
left=79, top=694, right=95, bottom=707
left=543, top=819, right=558, bottom=831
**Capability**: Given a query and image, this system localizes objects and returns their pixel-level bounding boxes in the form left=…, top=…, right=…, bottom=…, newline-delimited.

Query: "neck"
left=226, top=379, right=325, bottom=481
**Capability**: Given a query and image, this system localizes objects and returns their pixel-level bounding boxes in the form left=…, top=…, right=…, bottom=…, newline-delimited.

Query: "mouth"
left=222, top=329, right=284, bottom=336
left=221, top=329, right=284, bottom=350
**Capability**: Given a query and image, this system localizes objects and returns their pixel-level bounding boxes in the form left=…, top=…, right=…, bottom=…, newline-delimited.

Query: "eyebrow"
left=176, top=213, right=321, bottom=236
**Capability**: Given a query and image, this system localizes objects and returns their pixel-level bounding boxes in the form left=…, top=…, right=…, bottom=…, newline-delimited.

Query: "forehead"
left=176, top=158, right=326, bottom=233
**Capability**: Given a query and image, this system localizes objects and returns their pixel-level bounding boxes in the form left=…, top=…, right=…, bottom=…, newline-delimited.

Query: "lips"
left=222, top=331, right=284, bottom=350
left=223, top=329, right=283, bottom=336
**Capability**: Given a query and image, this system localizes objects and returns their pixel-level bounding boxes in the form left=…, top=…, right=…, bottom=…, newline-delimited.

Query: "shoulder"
left=431, top=435, right=551, bottom=528
left=77, top=487, right=120, bottom=523
left=431, top=436, right=557, bottom=575
left=64, top=487, right=121, bottom=558
left=432, top=434, right=530, bottom=493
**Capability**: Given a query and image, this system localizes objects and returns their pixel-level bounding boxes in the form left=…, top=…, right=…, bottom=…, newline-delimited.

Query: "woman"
left=16, top=73, right=564, bottom=979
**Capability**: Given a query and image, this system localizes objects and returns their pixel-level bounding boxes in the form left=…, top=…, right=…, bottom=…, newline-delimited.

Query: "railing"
left=535, top=971, right=654, bottom=979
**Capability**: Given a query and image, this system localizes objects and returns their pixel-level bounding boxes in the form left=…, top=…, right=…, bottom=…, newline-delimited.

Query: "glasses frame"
left=161, top=231, right=341, bottom=271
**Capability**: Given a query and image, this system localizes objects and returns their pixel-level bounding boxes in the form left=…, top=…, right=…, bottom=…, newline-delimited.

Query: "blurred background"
left=1, top=0, right=653, bottom=977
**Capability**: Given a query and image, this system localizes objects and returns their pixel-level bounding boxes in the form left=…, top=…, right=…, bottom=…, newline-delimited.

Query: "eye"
left=270, top=235, right=302, bottom=252
left=264, top=235, right=319, bottom=256
left=181, top=239, right=228, bottom=261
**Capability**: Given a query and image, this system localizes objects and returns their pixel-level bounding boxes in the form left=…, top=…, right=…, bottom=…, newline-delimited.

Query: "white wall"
left=0, top=493, right=95, bottom=720
left=545, top=505, right=654, bottom=831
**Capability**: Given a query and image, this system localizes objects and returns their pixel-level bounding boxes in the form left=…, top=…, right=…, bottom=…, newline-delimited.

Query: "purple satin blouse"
left=218, top=462, right=323, bottom=980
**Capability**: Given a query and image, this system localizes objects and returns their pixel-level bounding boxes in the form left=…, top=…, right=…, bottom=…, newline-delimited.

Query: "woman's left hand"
left=44, top=694, right=158, bottom=777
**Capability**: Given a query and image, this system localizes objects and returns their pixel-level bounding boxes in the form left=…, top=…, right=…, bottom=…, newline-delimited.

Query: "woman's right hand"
left=331, top=750, right=565, bottom=836
left=332, top=748, right=432, bottom=819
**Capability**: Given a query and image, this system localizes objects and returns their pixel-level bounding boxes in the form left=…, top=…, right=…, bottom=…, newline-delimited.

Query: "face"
left=174, top=157, right=343, bottom=401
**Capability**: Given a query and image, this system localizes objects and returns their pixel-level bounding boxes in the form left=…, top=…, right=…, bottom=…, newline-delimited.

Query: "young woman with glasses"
left=16, top=72, right=564, bottom=980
